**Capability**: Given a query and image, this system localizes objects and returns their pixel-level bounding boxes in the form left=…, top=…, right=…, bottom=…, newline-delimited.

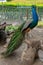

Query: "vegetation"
left=7, top=0, right=12, bottom=1
left=38, top=21, right=43, bottom=27
left=5, top=25, right=18, bottom=32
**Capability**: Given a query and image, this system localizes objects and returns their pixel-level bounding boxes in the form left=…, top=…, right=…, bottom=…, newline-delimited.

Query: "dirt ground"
left=0, top=27, right=43, bottom=65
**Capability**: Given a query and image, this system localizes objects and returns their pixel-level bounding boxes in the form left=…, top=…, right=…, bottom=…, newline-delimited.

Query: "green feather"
left=2, top=21, right=26, bottom=57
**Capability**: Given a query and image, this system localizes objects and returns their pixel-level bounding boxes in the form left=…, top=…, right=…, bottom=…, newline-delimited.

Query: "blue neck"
left=32, top=6, right=38, bottom=22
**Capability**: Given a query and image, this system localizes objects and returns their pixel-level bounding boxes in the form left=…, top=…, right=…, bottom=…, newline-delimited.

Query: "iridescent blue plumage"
left=29, top=6, right=38, bottom=29
left=23, top=6, right=38, bottom=31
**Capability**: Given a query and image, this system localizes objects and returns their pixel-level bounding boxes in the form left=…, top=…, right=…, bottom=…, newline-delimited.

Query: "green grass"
left=0, top=2, right=43, bottom=6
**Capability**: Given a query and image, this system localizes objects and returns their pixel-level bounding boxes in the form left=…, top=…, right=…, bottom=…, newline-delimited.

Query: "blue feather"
left=27, top=6, right=38, bottom=29
left=23, top=6, right=38, bottom=30
left=32, top=6, right=38, bottom=22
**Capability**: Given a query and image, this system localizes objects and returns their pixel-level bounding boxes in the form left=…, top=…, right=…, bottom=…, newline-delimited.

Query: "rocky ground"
left=0, top=27, right=43, bottom=65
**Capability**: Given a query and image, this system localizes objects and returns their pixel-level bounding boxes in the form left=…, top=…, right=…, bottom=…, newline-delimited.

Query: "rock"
left=31, top=40, right=41, bottom=50
left=38, top=50, right=43, bottom=62
left=21, top=47, right=36, bottom=65
left=23, top=39, right=42, bottom=62
left=40, top=40, right=43, bottom=50
left=24, top=39, right=41, bottom=50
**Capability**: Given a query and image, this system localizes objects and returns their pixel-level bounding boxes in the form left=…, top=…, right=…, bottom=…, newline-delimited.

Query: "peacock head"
left=32, top=5, right=36, bottom=10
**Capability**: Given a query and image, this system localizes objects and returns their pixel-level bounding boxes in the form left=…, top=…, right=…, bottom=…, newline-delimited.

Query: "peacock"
left=23, top=5, right=38, bottom=32
left=2, top=5, right=38, bottom=57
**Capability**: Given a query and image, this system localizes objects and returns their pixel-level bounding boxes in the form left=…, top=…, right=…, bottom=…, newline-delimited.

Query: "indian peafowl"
left=2, top=5, right=38, bottom=57
left=23, top=5, right=38, bottom=32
